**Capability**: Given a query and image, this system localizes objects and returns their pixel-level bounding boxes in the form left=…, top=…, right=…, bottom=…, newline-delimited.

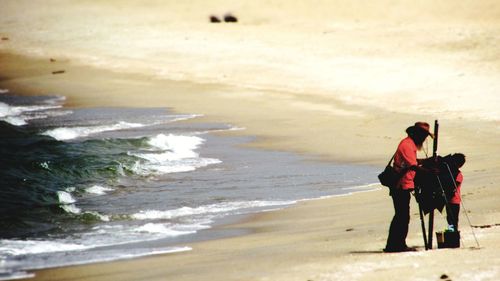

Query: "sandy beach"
left=1, top=0, right=500, bottom=280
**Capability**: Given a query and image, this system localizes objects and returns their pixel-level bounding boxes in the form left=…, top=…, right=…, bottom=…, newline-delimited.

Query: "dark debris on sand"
left=209, top=13, right=238, bottom=23
left=209, top=15, right=221, bottom=23
left=223, top=13, right=238, bottom=22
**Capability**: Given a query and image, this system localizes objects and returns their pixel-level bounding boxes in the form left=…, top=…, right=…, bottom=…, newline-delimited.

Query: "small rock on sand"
left=209, top=15, right=221, bottom=23
left=223, top=13, right=238, bottom=23
left=52, top=70, right=66, bottom=75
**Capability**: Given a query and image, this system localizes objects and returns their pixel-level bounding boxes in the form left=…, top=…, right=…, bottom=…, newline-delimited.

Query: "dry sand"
left=1, top=0, right=500, bottom=280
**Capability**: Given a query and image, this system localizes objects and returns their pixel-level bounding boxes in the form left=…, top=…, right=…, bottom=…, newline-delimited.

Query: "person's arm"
left=410, top=159, right=440, bottom=174
left=409, top=165, right=437, bottom=174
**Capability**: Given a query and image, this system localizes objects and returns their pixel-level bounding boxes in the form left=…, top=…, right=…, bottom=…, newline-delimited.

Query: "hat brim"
left=411, top=126, right=434, bottom=138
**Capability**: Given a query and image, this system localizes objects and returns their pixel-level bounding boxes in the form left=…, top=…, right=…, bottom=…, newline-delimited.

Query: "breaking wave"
left=42, top=121, right=145, bottom=141
left=128, top=134, right=221, bottom=175
left=0, top=101, right=65, bottom=126
left=85, top=185, right=114, bottom=195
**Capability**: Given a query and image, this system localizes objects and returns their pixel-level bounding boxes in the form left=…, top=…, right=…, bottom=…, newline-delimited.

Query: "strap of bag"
left=386, top=153, right=396, bottom=167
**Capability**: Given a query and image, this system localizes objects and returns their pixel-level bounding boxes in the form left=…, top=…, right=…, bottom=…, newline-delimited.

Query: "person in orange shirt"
left=384, top=122, right=434, bottom=253
left=447, top=153, right=466, bottom=231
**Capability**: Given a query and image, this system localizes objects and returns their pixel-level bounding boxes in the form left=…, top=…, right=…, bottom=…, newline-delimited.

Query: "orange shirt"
left=450, top=172, right=463, bottom=204
left=393, top=137, right=417, bottom=190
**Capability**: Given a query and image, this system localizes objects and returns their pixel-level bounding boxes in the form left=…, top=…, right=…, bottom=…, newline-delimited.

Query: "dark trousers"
left=385, top=189, right=411, bottom=250
left=446, top=203, right=460, bottom=230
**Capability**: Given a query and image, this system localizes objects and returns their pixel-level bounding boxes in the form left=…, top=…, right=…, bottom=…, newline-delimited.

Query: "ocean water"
left=0, top=89, right=379, bottom=280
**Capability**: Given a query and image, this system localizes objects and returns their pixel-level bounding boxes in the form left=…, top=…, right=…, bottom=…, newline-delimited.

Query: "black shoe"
left=383, top=246, right=417, bottom=253
left=383, top=247, right=399, bottom=253
left=401, top=246, right=417, bottom=252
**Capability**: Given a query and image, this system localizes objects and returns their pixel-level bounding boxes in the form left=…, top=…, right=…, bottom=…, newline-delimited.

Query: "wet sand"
left=1, top=0, right=500, bottom=280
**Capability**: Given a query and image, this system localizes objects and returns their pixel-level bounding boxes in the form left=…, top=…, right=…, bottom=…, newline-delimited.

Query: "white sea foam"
left=24, top=109, right=73, bottom=121
left=1, top=116, right=27, bottom=126
left=0, top=235, right=191, bottom=258
left=57, top=190, right=82, bottom=214
left=60, top=204, right=82, bottom=215
left=12, top=104, right=62, bottom=114
left=87, top=211, right=110, bottom=222
left=85, top=185, right=114, bottom=195
left=0, top=240, right=190, bottom=281
left=129, top=134, right=221, bottom=175
left=0, top=102, right=61, bottom=117
left=0, top=102, right=64, bottom=126
left=42, top=121, right=145, bottom=141
left=132, top=200, right=296, bottom=220
left=148, top=134, right=203, bottom=154
left=57, top=191, right=76, bottom=204
left=133, top=223, right=196, bottom=236
left=11, top=246, right=192, bottom=272
left=0, top=102, right=22, bottom=122
left=57, top=190, right=109, bottom=221
left=0, top=240, right=86, bottom=256
left=131, top=158, right=221, bottom=175
left=1, top=109, right=72, bottom=126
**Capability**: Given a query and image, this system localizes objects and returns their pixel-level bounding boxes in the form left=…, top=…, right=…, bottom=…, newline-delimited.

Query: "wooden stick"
left=427, top=120, right=439, bottom=249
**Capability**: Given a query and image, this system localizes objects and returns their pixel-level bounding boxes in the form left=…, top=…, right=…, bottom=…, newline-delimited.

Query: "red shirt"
left=450, top=171, right=463, bottom=204
left=393, top=137, right=417, bottom=190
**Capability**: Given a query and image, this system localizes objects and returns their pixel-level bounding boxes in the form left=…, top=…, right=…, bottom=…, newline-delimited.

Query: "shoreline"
left=2, top=50, right=500, bottom=280
left=17, top=187, right=500, bottom=281
left=2, top=0, right=500, bottom=275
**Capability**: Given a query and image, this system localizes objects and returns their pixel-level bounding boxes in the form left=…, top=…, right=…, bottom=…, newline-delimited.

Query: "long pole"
left=427, top=120, right=439, bottom=249
left=419, top=205, right=429, bottom=250
left=433, top=120, right=439, bottom=158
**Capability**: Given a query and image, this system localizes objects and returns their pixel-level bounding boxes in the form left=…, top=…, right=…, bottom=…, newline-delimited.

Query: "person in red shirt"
left=447, top=153, right=466, bottom=230
left=384, top=122, right=434, bottom=253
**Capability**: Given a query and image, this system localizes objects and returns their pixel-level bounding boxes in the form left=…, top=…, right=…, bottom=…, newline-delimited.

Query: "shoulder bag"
left=378, top=154, right=401, bottom=189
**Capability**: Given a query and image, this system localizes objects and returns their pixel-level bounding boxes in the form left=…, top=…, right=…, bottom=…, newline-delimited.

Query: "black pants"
left=446, top=203, right=460, bottom=230
left=385, top=189, right=411, bottom=250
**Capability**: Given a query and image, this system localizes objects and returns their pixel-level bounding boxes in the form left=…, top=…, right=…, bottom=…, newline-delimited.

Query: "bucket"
left=436, top=231, right=460, bottom=248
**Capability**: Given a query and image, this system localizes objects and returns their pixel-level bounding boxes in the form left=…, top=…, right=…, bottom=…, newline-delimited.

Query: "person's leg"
left=447, top=203, right=460, bottom=230
left=385, top=189, right=411, bottom=251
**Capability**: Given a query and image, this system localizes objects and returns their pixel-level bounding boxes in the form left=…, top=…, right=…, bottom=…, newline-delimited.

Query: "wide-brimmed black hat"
left=408, top=122, right=434, bottom=138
